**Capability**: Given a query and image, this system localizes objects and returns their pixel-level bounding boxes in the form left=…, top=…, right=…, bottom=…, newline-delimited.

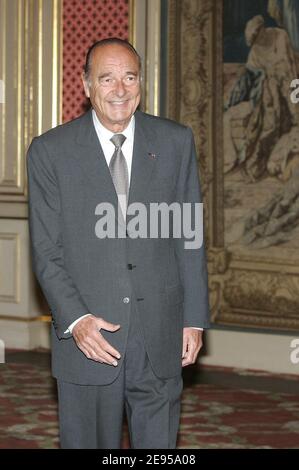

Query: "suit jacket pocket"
left=166, top=284, right=184, bottom=305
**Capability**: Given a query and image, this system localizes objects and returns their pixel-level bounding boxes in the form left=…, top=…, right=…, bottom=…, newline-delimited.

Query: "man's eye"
left=126, top=76, right=137, bottom=83
left=100, top=77, right=112, bottom=84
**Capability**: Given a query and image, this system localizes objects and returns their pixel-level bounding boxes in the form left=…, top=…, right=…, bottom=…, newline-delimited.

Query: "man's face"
left=82, top=44, right=141, bottom=132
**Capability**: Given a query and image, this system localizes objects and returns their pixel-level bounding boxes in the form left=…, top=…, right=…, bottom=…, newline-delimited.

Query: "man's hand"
left=72, top=315, right=121, bottom=366
left=182, top=328, right=203, bottom=367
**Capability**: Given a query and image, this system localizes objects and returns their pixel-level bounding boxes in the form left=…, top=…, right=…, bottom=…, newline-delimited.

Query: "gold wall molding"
left=0, top=217, right=52, bottom=348
left=0, top=0, right=62, bottom=209
left=0, top=232, right=20, bottom=303
left=167, top=0, right=219, bottom=248
left=0, top=314, right=50, bottom=322
left=129, top=0, right=161, bottom=115
left=129, top=0, right=138, bottom=50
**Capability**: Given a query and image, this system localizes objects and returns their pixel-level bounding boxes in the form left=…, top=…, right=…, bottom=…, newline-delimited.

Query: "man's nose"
left=114, top=80, right=126, bottom=97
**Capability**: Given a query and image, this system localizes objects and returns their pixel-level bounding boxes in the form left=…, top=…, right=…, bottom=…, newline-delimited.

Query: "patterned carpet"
left=0, top=362, right=299, bottom=449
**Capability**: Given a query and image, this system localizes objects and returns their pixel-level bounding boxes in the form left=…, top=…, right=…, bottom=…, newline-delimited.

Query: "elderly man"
left=27, top=38, right=210, bottom=449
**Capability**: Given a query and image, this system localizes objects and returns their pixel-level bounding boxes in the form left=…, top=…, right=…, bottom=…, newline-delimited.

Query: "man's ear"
left=82, top=72, right=90, bottom=98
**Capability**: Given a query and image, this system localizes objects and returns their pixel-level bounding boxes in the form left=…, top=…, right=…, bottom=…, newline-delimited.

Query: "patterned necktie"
left=109, top=134, right=129, bottom=222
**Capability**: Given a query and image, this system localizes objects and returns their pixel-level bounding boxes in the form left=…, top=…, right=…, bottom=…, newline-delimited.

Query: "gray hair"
left=83, top=38, right=142, bottom=80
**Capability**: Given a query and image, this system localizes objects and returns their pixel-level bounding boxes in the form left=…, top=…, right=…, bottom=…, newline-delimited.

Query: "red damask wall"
left=63, top=0, right=129, bottom=122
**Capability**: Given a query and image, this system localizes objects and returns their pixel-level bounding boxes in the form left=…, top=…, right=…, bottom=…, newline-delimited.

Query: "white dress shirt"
left=65, top=110, right=202, bottom=333
left=92, top=109, right=135, bottom=183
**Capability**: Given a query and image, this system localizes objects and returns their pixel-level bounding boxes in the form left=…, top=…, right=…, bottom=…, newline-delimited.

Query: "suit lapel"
left=128, top=110, right=157, bottom=208
left=74, top=110, right=120, bottom=219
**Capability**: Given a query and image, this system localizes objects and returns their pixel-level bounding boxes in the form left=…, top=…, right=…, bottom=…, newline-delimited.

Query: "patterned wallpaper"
left=63, top=0, right=129, bottom=122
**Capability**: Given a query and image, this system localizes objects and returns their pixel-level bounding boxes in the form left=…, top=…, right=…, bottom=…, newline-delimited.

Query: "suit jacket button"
left=123, top=297, right=130, bottom=304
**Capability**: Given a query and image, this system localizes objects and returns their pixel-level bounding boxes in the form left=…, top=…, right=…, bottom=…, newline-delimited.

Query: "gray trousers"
left=57, top=304, right=183, bottom=449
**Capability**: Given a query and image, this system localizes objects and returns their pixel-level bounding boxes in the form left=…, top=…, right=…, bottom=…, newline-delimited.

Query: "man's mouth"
left=109, top=100, right=128, bottom=105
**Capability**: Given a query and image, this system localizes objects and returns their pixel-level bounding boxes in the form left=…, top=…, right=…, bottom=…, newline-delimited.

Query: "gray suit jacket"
left=27, top=109, right=210, bottom=385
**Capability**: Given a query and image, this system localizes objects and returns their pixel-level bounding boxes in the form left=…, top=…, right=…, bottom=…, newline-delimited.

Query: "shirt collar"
left=92, top=109, right=135, bottom=143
